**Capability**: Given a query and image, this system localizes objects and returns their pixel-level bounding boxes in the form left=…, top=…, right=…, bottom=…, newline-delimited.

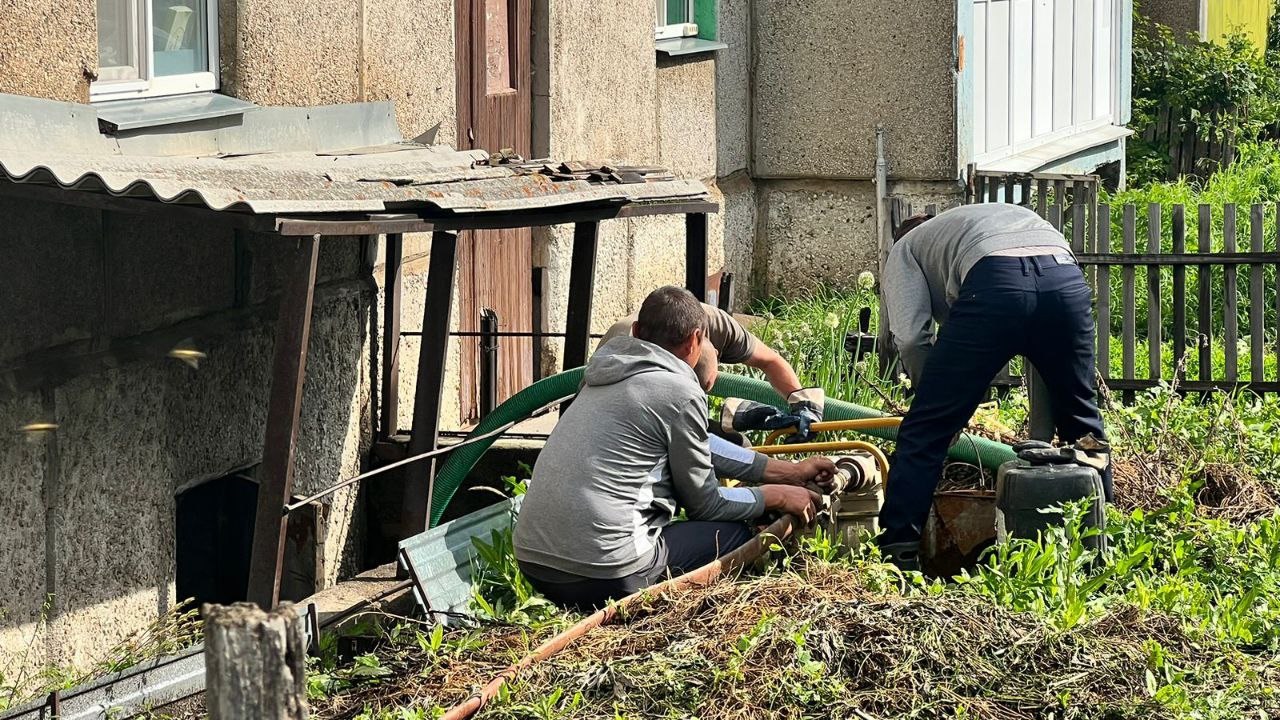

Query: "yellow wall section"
left=1206, top=0, right=1273, bottom=51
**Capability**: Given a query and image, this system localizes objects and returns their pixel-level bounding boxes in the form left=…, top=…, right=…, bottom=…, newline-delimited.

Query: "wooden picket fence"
left=888, top=171, right=1280, bottom=408
left=1141, top=103, right=1238, bottom=180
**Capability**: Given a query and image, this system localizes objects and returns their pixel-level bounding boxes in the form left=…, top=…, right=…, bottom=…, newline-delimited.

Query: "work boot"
left=881, top=541, right=921, bottom=572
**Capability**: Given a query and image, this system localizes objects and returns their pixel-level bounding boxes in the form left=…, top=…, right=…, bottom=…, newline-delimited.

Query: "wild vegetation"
left=0, top=600, right=202, bottom=712
left=304, top=286, right=1280, bottom=719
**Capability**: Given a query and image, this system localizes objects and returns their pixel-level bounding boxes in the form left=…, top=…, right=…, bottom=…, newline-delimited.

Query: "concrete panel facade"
left=752, top=0, right=958, bottom=181
left=540, top=0, right=658, bottom=162
left=363, top=0, right=458, bottom=144
left=0, top=208, right=376, bottom=687
left=657, top=55, right=718, bottom=181
left=0, top=0, right=96, bottom=102
left=218, top=0, right=362, bottom=106
left=758, top=181, right=880, bottom=295
left=715, top=0, right=752, bottom=176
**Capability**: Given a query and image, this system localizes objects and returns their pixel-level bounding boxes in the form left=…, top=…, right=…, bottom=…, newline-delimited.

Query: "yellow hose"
left=751, top=440, right=891, bottom=482
left=763, top=416, right=904, bottom=446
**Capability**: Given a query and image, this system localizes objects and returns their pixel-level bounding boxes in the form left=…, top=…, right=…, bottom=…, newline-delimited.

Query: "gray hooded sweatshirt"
left=883, top=203, right=1070, bottom=382
left=514, top=336, right=766, bottom=579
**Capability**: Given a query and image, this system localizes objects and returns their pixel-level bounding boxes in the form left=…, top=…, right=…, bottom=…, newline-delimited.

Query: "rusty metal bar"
left=247, top=234, right=321, bottom=609
left=685, top=213, right=708, bottom=301
left=563, top=221, right=599, bottom=371
left=380, top=233, right=404, bottom=440
left=479, top=309, right=499, bottom=420
left=400, top=231, right=460, bottom=536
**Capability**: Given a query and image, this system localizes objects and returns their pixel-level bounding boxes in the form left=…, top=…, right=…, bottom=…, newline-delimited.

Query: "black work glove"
left=784, top=388, right=824, bottom=444
left=720, top=398, right=801, bottom=434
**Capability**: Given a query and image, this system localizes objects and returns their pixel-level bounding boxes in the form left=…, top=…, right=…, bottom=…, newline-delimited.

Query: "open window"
left=93, top=0, right=219, bottom=101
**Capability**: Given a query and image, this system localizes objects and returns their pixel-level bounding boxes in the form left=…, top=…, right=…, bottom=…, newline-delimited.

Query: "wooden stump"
left=204, top=602, right=308, bottom=720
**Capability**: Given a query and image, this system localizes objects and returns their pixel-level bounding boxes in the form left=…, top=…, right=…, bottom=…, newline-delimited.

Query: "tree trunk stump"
left=204, top=602, right=308, bottom=720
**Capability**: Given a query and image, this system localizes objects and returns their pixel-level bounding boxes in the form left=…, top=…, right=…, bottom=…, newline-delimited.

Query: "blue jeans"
left=879, top=255, right=1108, bottom=545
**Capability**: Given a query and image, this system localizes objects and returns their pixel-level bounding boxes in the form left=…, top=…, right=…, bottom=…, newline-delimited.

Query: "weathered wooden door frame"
left=454, top=0, right=534, bottom=422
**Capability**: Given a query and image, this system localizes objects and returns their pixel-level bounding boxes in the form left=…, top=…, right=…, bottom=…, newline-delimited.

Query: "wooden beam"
left=247, top=235, right=321, bottom=609
left=400, top=231, right=459, bottom=534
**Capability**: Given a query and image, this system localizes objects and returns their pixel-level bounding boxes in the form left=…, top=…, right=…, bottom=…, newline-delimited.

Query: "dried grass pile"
left=476, top=563, right=1277, bottom=720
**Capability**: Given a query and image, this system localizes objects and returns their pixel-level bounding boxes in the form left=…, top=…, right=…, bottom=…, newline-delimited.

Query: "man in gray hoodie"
left=514, top=286, right=818, bottom=610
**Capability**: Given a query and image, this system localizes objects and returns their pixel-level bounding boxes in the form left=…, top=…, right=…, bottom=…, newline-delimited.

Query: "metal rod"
left=479, top=309, right=499, bottom=420
left=400, top=231, right=459, bottom=537
left=380, top=233, right=404, bottom=440
left=751, top=440, right=891, bottom=481
left=685, top=213, right=708, bottom=301
left=564, top=221, right=599, bottom=371
left=403, top=330, right=605, bottom=339
left=438, top=512, right=799, bottom=720
left=762, top=416, right=903, bottom=446
left=247, top=235, right=321, bottom=610
left=532, top=266, right=546, bottom=381
left=287, top=394, right=573, bottom=513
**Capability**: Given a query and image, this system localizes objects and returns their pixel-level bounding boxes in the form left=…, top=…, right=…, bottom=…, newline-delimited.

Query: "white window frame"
left=92, top=0, right=220, bottom=102
left=655, top=0, right=699, bottom=40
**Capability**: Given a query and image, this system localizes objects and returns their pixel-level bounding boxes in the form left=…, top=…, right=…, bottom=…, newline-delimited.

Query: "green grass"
left=308, top=290, right=1280, bottom=719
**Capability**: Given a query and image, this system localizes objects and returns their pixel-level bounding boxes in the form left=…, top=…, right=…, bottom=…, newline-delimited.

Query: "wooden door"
left=456, top=0, right=533, bottom=422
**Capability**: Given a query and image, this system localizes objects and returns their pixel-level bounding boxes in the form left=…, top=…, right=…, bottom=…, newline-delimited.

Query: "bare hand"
left=797, top=457, right=838, bottom=491
left=762, top=485, right=820, bottom=525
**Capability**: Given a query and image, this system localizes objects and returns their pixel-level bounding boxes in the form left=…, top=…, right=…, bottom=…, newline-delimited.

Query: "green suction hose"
left=428, top=370, right=1016, bottom=526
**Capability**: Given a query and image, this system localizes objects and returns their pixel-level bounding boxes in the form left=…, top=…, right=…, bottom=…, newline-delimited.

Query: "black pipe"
left=479, top=309, right=499, bottom=420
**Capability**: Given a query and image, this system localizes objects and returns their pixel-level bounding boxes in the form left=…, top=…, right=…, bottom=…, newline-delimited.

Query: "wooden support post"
left=380, top=233, right=404, bottom=439
left=685, top=213, right=708, bottom=301
left=563, top=221, right=599, bottom=371
left=247, top=236, right=321, bottom=610
left=205, top=603, right=308, bottom=720
left=401, top=231, right=459, bottom=535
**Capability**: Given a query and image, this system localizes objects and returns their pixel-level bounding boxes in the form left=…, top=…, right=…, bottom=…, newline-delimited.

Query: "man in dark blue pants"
left=878, top=204, right=1109, bottom=570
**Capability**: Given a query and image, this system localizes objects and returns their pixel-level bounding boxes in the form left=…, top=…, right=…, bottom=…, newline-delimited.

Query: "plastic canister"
left=995, top=443, right=1107, bottom=553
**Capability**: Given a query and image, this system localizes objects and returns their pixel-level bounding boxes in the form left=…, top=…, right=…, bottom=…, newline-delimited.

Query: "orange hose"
left=763, top=416, right=903, bottom=446
left=439, top=514, right=799, bottom=720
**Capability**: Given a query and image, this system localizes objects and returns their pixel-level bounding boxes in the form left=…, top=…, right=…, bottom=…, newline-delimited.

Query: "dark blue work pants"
left=523, top=521, right=754, bottom=612
left=879, top=255, right=1108, bottom=545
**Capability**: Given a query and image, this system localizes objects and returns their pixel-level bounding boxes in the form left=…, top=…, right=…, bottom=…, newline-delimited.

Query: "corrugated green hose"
left=428, top=370, right=1016, bottom=526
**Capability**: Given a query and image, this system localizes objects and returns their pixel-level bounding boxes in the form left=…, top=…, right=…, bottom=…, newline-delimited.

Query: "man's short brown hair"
left=893, top=212, right=936, bottom=241
left=634, top=286, right=705, bottom=352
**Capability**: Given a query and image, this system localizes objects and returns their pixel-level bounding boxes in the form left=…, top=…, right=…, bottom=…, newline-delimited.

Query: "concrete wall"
left=752, top=0, right=958, bottom=181
left=0, top=201, right=375, bottom=687
left=532, top=0, right=732, bottom=354
left=742, top=0, right=965, bottom=295
left=0, top=0, right=97, bottom=102
left=1145, top=0, right=1202, bottom=39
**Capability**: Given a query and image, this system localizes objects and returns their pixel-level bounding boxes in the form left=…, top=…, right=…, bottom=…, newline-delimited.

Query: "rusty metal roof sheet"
left=0, top=144, right=708, bottom=216
left=0, top=94, right=708, bottom=218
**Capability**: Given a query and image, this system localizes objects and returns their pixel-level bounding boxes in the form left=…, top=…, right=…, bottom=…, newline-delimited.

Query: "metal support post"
left=1028, top=365, right=1055, bottom=441
left=380, top=233, right=404, bottom=439
left=563, top=221, right=599, bottom=370
left=531, top=267, right=546, bottom=381
left=717, top=272, right=735, bottom=312
left=400, top=231, right=459, bottom=535
left=247, top=235, right=321, bottom=609
left=685, top=213, right=708, bottom=301
left=479, top=309, right=499, bottom=419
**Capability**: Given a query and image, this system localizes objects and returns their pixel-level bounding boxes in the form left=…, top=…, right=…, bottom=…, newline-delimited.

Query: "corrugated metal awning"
left=0, top=94, right=711, bottom=224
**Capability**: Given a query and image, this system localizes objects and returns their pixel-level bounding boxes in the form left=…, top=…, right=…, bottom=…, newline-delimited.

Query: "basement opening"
left=176, top=468, right=327, bottom=608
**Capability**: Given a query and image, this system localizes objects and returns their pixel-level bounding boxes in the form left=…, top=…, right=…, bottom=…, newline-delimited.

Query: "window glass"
left=97, top=0, right=142, bottom=81
left=665, top=0, right=689, bottom=24
left=152, top=0, right=208, bottom=76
